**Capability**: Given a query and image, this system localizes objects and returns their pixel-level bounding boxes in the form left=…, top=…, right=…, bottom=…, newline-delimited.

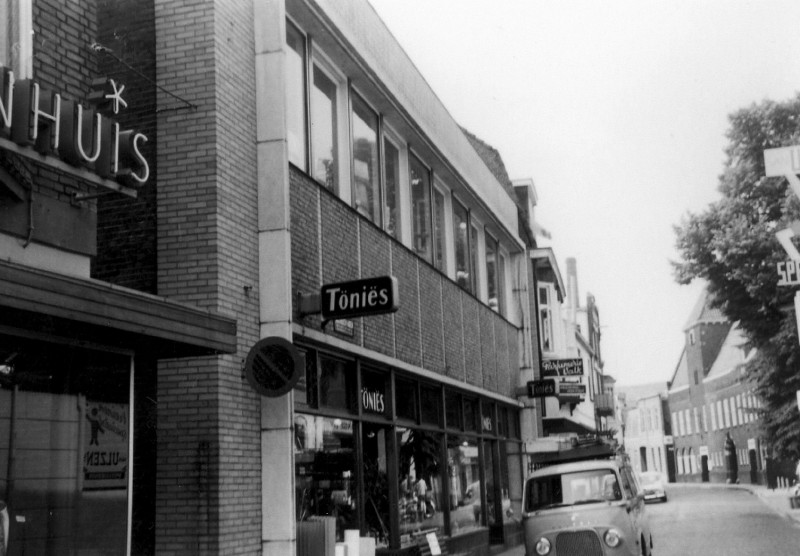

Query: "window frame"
left=381, top=125, right=406, bottom=241
left=285, top=17, right=309, bottom=171
left=1, top=0, right=32, bottom=79
left=349, top=89, right=382, bottom=225
left=408, top=149, right=434, bottom=264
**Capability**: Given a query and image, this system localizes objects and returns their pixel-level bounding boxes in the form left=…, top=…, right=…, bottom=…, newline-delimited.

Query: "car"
left=638, top=471, right=668, bottom=503
left=523, top=456, right=653, bottom=556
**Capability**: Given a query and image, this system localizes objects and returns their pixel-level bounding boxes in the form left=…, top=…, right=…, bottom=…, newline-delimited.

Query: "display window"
left=0, top=336, right=132, bottom=556
left=293, top=344, right=522, bottom=552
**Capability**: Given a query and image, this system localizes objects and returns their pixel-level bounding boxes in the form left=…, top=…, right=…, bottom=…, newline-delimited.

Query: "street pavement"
left=491, top=481, right=800, bottom=556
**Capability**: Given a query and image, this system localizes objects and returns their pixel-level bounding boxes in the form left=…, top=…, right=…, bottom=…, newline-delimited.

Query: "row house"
left=616, top=384, right=674, bottom=482
left=0, top=0, right=579, bottom=555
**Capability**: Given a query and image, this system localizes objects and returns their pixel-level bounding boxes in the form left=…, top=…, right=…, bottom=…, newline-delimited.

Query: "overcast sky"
left=368, top=0, right=800, bottom=386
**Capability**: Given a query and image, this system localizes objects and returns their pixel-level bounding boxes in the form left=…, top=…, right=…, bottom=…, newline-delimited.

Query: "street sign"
left=764, top=145, right=800, bottom=177
left=541, top=358, right=584, bottom=377
left=244, top=336, right=303, bottom=397
left=321, top=276, right=398, bottom=321
left=527, top=379, right=557, bottom=398
left=777, top=260, right=800, bottom=286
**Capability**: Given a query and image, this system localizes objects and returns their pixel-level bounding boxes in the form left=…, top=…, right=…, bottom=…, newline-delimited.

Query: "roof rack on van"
left=529, top=435, right=620, bottom=470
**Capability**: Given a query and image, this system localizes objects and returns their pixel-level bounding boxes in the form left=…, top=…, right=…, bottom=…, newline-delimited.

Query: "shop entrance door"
left=362, top=423, right=391, bottom=548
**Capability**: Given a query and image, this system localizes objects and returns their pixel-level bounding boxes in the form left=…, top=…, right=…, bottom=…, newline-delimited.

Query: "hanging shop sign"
left=541, top=358, right=584, bottom=377
left=83, top=399, right=129, bottom=490
left=557, top=382, right=586, bottom=402
left=527, top=379, right=558, bottom=398
left=321, top=275, right=399, bottom=321
left=0, top=66, right=149, bottom=195
left=244, top=336, right=303, bottom=397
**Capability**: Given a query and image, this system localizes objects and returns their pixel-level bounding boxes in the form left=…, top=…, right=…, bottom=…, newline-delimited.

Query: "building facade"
left=667, top=290, right=764, bottom=485
left=0, top=0, right=552, bottom=555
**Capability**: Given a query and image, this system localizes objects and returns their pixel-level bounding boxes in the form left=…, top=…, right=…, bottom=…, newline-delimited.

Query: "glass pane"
left=383, top=139, right=401, bottom=240
left=497, top=253, right=506, bottom=316
left=0, top=338, right=131, bottom=556
left=319, top=356, right=355, bottom=412
left=470, top=224, right=479, bottom=294
left=352, top=94, right=380, bottom=223
left=294, top=347, right=312, bottom=409
left=481, top=402, right=495, bottom=435
left=525, top=469, right=622, bottom=512
left=360, top=369, right=388, bottom=419
left=453, top=200, right=470, bottom=291
left=362, top=423, right=390, bottom=547
left=398, top=428, right=443, bottom=544
left=311, top=66, right=337, bottom=190
left=420, top=385, right=441, bottom=426
left=485, top=233, right=498, bottom=311
left=463, top=398, right=478, bottom=432
left=482, top=441, right=496, bottom=526
left=447, top=436, right=482, bottom=535
left=286, top=21, right=307, bottom=169
left=294, top=414, right=357, bottom=541
left=395, top=378, right=417, bottom=422
left=504, top=441, right=522, bottom=524
left=445, top=390, right=462, bottom=430
left=410, top=155, right=432, bottom=263
left=432, top=188, right=446, bottom=271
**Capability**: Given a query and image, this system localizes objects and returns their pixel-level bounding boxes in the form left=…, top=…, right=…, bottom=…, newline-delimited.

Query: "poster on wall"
left=83, top=400, right=129, bottom=490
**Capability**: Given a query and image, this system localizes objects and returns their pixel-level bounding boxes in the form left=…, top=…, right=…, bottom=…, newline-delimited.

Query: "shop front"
left=293, top=341, right=524, bottom=555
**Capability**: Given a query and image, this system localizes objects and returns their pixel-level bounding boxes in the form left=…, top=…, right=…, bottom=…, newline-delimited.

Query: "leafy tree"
left=673, top=94, right=800, bottom=458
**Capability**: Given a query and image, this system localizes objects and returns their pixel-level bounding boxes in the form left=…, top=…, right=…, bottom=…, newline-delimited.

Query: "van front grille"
left=555, top=530, right=603, bottom=555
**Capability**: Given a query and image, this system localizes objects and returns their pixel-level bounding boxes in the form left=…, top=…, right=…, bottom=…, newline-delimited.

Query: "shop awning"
left=0, top=259, right=237, bottom=357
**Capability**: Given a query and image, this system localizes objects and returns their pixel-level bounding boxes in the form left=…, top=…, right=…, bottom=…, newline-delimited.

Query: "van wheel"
left=641, top=535, right=649, bottom=556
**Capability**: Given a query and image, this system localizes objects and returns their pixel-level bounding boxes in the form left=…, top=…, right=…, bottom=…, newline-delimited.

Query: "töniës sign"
left=321, top=276, right=399, bottom=321
left=0, top=65, right=149, bottom=189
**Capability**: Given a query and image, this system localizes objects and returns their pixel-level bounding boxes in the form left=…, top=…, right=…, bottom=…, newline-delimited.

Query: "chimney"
left=566, top=257, right=579, bottom=323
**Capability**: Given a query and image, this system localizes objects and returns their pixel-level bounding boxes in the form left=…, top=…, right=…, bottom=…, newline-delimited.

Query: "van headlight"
left=534, top=537, right=551, bottom=555
left=604, top=528, right=622, bottom=548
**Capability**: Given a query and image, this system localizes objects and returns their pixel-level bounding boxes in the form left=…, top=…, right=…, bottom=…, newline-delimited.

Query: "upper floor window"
left=1, top=0, right=32, bottom=78
left=351, top=93, right=380, bottom=223
left=311, top=64, right=339, bottom=190
left=432, top=186, right=447, bottom=271
left=485, top=232, right=504, bottom=315
left=453, top=199, right=472, bottom=291
left=286, top=21, right=307, bottom=169
left=538, top=284, right=554, bottom=353
left=409, top=153, right=432, bottom=263
left=383, top=137, right=402, bottom=240
left=469, top=223, right=480, bottom=294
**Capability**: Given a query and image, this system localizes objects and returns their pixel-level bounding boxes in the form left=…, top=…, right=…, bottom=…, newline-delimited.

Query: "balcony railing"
left=595, top=393, right=615, bottom=417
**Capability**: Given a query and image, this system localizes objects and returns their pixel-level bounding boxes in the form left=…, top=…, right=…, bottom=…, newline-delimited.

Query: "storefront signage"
left=361, top=386, right=385, bottom=414
left=558, top=383, right=586, bottom=396
left=541, top=358, right=584, bottom=377
left=482, top=416, right=493, bottom=432
left=321, top=275, right=398, bottom=321
left=83, top=400, right=129, bottom=490
left=777, top=260, right=800, bottom=286
left=527, top=379, right=557, bottom=398
left=0, top=66, right=149, bottom=192
left=244, top=336, right=303, bottom=397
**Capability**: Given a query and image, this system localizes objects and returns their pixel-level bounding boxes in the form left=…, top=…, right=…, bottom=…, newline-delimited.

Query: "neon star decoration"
left=105, top=79, right=128, bottom=114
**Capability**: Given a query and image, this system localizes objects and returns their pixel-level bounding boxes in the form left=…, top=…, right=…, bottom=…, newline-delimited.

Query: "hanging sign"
left=321, top=276, right=398, bottom=321
left=244, top=336, right=303, bottom=397
left=527, top=379, right=557, bottom=398
left=541, top=358, right=584, bottom=377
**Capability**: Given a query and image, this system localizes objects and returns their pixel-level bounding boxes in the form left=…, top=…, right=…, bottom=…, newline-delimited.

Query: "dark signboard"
left=558, top=383, right=587, bottom=398
left=527, top=379, right=558, bottom=398
left=541, top=358, right=584, bottom=377
left=244, top=336, right=303, bottom=397
left=321, top=276, right=398, bottom=321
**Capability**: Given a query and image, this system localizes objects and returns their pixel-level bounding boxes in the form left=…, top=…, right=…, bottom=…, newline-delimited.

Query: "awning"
left=0, top=259, right=237, bottom=357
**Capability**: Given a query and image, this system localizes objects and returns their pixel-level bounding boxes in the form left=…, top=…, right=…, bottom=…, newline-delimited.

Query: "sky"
left=368, top=0, right=800, bottom=387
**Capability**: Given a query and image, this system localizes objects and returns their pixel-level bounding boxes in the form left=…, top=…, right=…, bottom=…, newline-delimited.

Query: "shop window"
left=294, top=347, right=316, bottom=410
left=351, top=93, right=381, bottom=224
left=420, top=384, right=442, bottom=426
left=446, top=436, right=482, bottom=535
left=482, top=440, right=497, bottom=527
left=362, top=423, right=390, bottom=547
left=383, top=137, right=402, bottom=240
left=318, top=355, right=356, bottom=413
left=285, top=20, right=307, bottom=170
left=294, top=414, right=357, bottom=541
left=463, top=397, right=479, bottom=432
left=432, top=186, right=447, bottom=272
left=0, top=338, right=131, bottom=555
left=0, top=0, right=31, bottom=78
left=394, top=377, right=417, bottom=422
left=410, top=153, right=432, bottom=263
left=360, top=368, right=388, bottom=419
left=398, top=428, right=443, bottom=545
left=504, top=441, right=522, bottom=524
left=497, top=407, right=507, bottom=438
left=311, top=65, right=339, bottom=191
left=481, top=401, right=495, bottom=435
left=453, top=198, right=471, bottom=291
left=445, top=390, right=462, bottom=430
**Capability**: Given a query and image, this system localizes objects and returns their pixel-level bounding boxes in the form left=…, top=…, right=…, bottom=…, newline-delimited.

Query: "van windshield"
left=526, top=469, right=622, bottom=511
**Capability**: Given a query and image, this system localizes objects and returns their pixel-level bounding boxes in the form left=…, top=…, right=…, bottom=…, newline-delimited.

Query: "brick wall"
left=154, top=0, right=261, bottom=554
left=290, top=171, right=521, bottom=399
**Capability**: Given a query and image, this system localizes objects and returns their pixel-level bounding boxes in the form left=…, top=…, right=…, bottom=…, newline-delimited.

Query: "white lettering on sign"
left=325, top=285, right=390, bottom=313
left=777, top=260, right=800, bottom=286
left=361, top=388, right=385, bottom=414
left=0, top=66, right=149, bottom=187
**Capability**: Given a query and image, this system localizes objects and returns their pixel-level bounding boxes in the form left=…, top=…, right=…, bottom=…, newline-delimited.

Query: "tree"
left=673, top=94, right=800, bottom=458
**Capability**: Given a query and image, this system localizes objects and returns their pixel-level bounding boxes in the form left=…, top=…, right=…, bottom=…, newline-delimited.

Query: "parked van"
left=523, top=455, right=653, bottom=556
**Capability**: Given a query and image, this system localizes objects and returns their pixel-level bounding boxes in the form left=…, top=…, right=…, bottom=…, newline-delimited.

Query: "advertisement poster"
left=83, top=400, right=129, bottom=490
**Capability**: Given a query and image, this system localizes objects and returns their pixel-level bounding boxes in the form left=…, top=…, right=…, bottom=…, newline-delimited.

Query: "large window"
left=538, top=284, right=555, bottom=353
left=485, top=232, right=504, bottom=315
left=286, top=21, right=307, bottom=169
left=410, top=154, right=432, bottom=263
left=351, top=93, right=380, bottom=223
left=432, top=187, right=447, bottom=272
left=383, top=138, right=402, bottom=240
left=1, top=337, right=132, bottom=555
left=311, top=65, right=338, bottom=190
left=0, top=0, right=31, bottom=78
left=453, top=199, right=471, bottom=291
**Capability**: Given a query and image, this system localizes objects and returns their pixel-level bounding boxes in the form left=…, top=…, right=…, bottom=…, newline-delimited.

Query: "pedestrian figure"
left=87, top=407, right=105, bottom=446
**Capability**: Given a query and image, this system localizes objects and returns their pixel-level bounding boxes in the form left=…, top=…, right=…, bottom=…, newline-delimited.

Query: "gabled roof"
left=668, top=347, right=690, bottom=392
left=461, top=128, right=516, bottom=198
left=683, top=288, right=726, bottom=331
left=705, top=323, right=755, bottom=382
